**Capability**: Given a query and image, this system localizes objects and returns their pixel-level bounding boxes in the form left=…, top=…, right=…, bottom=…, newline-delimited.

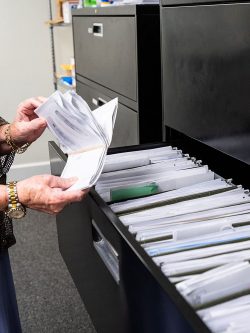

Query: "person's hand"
left=0, top=97, right=48, bottom=154
left=10, top=97, right=48, bottom=146
left=15, top=96, right=47, bottom=122
left=8, top=118, right=47, bottom=148
left=16, top=175, right=88, bottom=215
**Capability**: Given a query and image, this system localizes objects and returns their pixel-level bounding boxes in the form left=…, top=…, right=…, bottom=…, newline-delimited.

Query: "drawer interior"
left=92, top=142, right=250, bottom=333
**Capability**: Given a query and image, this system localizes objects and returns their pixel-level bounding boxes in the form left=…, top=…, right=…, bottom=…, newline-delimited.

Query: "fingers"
left=58, top=189, right=86, bottom=203
left=18, top=96, right=47, bottom=111
left=16, top=175, right=89, bottom=215
left=37, top=96, right=47, bottom=103
left=18, top=97, right=46, bottom=112
left=46, top=175, right=78, bottom=190
left=43, top=187, right=87, bottom=215
left=16, top=96, right=47, bottom=122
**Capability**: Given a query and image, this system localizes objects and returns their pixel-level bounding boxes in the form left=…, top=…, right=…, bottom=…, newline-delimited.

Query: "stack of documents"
left=176, top=261, right=250, bottom=308
left=110, top=179, right=234, bottom=214
left=96, top=146, right=250, bottom=333
left=35, top=90, right=118, bottom=190
left=197, top=295, right=250, bottom=333
left=97, top=148, right=214, bottom=201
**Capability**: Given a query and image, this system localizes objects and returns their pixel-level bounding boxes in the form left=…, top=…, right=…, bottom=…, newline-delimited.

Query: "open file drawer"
left=49, top=140, right=246, bottom=333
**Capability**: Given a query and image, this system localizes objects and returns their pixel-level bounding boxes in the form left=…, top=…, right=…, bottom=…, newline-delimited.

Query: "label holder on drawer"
left=92, top=219, right=120, bottom=284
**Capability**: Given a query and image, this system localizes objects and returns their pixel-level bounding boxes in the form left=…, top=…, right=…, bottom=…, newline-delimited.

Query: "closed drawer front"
left=73, top=16, right=137, bottom=101
left=76, top=80, right=139, bottom=147
left=77, top=79, right=110, bottom=109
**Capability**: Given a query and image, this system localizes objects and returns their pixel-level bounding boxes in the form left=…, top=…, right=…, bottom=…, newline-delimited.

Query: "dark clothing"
left=0, top=252, right=22, bottom=333
left=0, top=187, right=16, bottom=252
left=0, top=117, right=16, bottom=251
left=0, top=116, right=21, bottom=332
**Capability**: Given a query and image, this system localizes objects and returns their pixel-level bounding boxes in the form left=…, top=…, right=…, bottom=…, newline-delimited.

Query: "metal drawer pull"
left=98, top=97, right=107, bottom=106
left=93, top=23, right=103, bottom=37
left=92, top=219, right=120, bottom=284
left=92, top=98, right=98, bottom=106
left=91, top=97, right=107, bottom=107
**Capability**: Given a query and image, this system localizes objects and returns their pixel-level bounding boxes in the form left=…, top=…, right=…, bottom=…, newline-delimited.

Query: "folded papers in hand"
left=35, top=90, right=118, bottom=190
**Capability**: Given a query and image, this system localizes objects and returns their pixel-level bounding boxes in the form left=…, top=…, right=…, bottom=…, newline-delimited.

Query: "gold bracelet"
left=4, top=124, right=30, bottom=154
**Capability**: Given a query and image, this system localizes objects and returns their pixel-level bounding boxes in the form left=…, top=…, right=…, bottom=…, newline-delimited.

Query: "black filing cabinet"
left=161, top=0, right=250, bottom=186
left=72, top=5, right=162, bottom=147
left=49, top=0, right=250, bottom=332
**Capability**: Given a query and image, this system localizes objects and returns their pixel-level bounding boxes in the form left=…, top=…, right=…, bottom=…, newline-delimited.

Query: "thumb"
left=28, top=118, right=47, bottom=131
left=10, top=119, right=46, bottom=143
left=48, top=176, right=78, bottom=190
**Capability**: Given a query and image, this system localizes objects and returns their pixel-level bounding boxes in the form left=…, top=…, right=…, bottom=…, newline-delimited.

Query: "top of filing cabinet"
left=161, top=0, right=249, bottom=6
left=72, top=4, right=159, bottom=16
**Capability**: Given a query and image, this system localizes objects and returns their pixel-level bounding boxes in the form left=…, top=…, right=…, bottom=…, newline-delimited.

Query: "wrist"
left=16, top=181, right=31, bottom=208
left=0, top=124, right=9, bottom=143
left=0, top=124, right=13, bottom=154
left=4, top=124, right=30, bottom=154
left=0, top=185, right=8, bottom=211
left=5, top=181, right=26, bottom=219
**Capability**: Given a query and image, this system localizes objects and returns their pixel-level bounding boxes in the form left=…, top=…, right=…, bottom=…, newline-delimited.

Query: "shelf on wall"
left=48, top=0, right=75, bottom=90
left=48, top=22, right=72, bottom=27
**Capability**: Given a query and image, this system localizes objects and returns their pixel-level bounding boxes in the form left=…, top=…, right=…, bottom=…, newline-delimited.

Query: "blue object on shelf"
left=61, top=76, right=73, bottom=86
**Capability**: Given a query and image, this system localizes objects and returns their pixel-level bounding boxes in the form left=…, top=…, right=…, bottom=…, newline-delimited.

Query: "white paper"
left=35, top=90, right=118, bottom=190
left=198, top=296, right=250, bottom=333
left=176, top=262, right=248, bottom=296
left=110, top=179, right=232, bottom=214
left=96, top=166, right=214, bottom=202
left=184, top=263, right=250, bottom=309
left=129, top=203, right=250, bottom=234
left=136, top=212, right=250, bottom=243
left=153, top=239, right=250, bottom=266
left=143, top=226, right=250, bottom=257
left=161, top=249, right=250, bottom=276
left=120, top=188, right=250, bottom=226
left=102, top=146, right=177, bottom=173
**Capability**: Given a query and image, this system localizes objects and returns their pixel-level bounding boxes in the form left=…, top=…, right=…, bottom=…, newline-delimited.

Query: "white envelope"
left=35, top=90, right=118, bottom=190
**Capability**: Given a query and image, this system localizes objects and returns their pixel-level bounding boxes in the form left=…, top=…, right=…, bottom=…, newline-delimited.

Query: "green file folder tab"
left=110, top=182, right=158, bottom=202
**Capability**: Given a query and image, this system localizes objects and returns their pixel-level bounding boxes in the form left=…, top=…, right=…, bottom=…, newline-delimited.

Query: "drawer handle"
left=92, top=219, right=120, bottom=284
left=91, top=98, right=107, bottom=107
left=92, top=98, right=98, bottom=106
left=98, top=97, right=107, bottom=106
left=91, top=23, right=103, bottom=37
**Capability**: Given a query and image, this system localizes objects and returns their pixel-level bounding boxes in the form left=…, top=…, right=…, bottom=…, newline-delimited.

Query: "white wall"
left=0, top=0, right=74, bottom=179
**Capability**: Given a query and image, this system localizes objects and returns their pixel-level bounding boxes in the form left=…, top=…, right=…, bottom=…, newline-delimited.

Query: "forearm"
left=0, top=185, right=8, bottom=211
